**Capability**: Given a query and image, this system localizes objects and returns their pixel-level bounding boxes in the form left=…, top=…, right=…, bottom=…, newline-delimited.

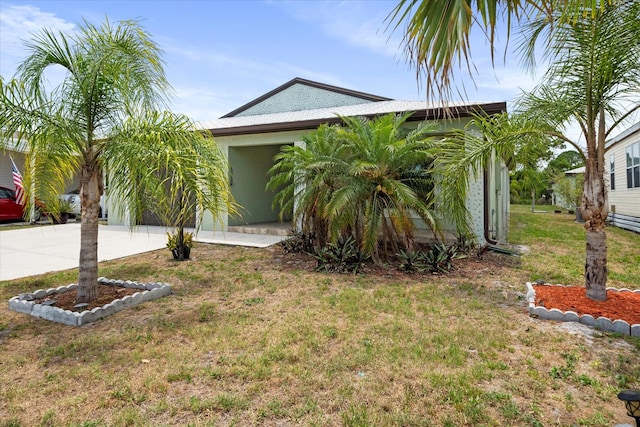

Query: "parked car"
left=0, top=186, right=24, bottom=221
left=59, top=189, right=107, bottom=218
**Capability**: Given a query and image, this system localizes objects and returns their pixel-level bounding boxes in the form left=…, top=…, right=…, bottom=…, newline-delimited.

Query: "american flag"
left=10, top=157, right=26, bottom=206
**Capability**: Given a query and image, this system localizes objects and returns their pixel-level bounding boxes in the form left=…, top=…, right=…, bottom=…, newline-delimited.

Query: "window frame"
left=610, top=153, right=615, bottom=190
left=626, top=142, right=640, bottom=189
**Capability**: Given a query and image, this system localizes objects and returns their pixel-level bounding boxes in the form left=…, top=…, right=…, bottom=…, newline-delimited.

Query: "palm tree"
left=517, top=1, right=640, bottom=299
left=0, top=19, right=234, bottom=302
left=388, top=0, right=639, bottom=301
left=385, top=0, right=602, bottom=102
left=267, top=124, right=350, bottom=250
left=327, top=113, right=439, bottom=263
left=268, top=113, right=440, bottom=264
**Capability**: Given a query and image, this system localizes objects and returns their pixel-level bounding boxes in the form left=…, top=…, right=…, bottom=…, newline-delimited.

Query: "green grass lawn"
left=509, top=204, right=640, bottom=287
left=0, top=205, right=638, bottom=426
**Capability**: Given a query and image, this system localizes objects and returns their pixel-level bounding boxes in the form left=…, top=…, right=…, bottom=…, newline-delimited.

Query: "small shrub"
left=397, top=243, right=464, bottom=274
left=166, top=230, right=193, bottom=250
left=313, top=235, right=369, bottom=274
left=397, top=249, right=424, bottom=273
left=280, top=230, right=315, bottom=254
left=423, top=243, right=459, bottom=273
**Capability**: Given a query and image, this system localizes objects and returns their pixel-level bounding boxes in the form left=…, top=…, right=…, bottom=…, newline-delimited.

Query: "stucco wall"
left=228, top=144, right=286, bottom=226
left=237, top=84, right=375, bottom=116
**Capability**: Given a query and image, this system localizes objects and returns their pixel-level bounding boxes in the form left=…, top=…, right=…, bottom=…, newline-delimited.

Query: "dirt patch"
left=534, top=284, right=640, bottom=324
left=271, top=245, right=521, bottom=280
left=33, top=283, right=138, bottom=311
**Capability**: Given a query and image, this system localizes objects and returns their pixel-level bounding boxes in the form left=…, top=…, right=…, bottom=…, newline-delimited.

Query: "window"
left=627, top=142, right=640, bottom=188
left=610, top=154, right=615, bottom=190
left=0, top=187, right=14, bottom=198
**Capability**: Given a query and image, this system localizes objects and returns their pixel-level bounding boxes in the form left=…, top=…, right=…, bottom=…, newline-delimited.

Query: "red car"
left=0, top=185, right=25, bottom=221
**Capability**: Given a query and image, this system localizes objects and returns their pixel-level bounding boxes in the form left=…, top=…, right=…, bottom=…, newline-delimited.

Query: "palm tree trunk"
left=582, top=158, right=608, bottom=301
left=77, top=166, right=102, bottom=303
left=585, top=230, right=607, bottom=300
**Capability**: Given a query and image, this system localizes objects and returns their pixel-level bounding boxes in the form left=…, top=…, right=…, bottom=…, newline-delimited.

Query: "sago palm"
left=0, top=19, right=234, bottom=302
left=267, top=124, right=350, bottom=250
left=269, top=113, right=440, bottom=263
left=327, top=113, right=439, bottom=263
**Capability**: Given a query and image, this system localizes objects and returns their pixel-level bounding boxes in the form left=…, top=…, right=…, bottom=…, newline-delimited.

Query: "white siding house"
left=605, top=122, right=640, bottom=233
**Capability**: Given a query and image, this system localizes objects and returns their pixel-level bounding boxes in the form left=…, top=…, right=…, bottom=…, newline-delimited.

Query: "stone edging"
left=8, top=278, right=171, bottom=326
left=526, top=282, right=640, bottom=336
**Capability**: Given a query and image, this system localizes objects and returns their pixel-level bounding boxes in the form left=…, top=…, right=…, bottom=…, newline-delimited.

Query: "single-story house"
left=1, top=134, right=89, bottom=220
left=109, top=77, right=510, bottom=245
left=605, top=121, right=640, bottom=233
left=0, top=138, right=27, bottom=191
left=552, top=166, right=584, bottom=209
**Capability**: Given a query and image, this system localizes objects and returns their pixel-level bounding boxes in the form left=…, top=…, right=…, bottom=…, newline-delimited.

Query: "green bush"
left=280, top=230, right=315, bottom=254
left=396, top=243, right=463, bottom=274
left=313, top=236, right=369, bottom=274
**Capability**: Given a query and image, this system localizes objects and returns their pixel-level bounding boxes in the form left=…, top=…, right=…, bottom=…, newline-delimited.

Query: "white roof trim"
left=196, top=100, right=473, bottom=131
left=565, top=166, right=585, bottom=174
left=606, top=122, right=640, bottom=150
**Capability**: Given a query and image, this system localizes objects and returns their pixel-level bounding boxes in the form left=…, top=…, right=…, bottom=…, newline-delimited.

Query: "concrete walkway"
left=0, top=223, right=285, bottom=281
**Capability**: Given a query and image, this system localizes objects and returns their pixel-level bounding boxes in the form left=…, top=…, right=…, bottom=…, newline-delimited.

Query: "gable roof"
left=198, top=100, right=507, bottom=137
left=221, top=77, right=392, bottom=118
left=565, top=166, right=585, bottom=175
left=605, top=121, right=640, bottom=151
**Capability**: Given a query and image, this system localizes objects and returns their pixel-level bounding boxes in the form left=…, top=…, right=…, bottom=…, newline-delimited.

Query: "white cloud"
left=269, top=0, right=401, bottom=58
left=0, top=4, right=75, bottom=77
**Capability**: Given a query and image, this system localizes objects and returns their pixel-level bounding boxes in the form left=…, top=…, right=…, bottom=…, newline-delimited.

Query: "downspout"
left=484, top=166, right=498, bottom=245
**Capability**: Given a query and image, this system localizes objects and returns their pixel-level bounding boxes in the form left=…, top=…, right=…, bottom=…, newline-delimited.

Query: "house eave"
left=605, top=121, right=640, bottom=152
left=209, top=102, right=507, bottom=138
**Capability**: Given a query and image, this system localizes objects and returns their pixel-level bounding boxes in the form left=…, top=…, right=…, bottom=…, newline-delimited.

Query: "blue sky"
left=0, top=0, right=541, bottom=124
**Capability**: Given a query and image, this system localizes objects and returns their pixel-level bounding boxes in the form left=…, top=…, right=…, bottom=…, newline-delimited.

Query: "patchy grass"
left=0, top=206, right=639, bottom=426
left=510, top=204, right=640, bottom=288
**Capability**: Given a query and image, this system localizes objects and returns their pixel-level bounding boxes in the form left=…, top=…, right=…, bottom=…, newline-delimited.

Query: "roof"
left=605, top=122, right=640, bottom=151
left=565, top=166, right=585, bottom=175
left=221, top=77, right=392, bottom=118
left=197, top=100, right=507, bottom=137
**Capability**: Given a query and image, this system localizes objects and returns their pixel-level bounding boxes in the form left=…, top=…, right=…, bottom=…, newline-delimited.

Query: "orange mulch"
left=534, top=284, right=640, bottom=325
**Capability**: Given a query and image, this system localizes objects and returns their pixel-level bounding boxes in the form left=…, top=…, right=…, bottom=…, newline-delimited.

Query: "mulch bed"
left=33, top=284, right=138, bottom=312
left=534, top=284, right=640, bottom=325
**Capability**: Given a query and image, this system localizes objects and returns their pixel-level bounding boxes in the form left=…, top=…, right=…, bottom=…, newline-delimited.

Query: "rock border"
left=8, top=278, right=171, bottom=326
left=526, top=282, right=640, bottom=336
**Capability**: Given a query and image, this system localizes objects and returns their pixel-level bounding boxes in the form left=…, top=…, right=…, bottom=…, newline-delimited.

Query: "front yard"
left=0, top=205, right=638, bottom=426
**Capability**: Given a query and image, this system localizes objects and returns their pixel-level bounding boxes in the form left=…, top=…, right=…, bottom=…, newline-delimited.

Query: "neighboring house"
left=110, top=77, right=510, bottom=245
left=605, top=122, right=640, bottom=233
left=552, top=166, right=584, bottom=209
left=1, top=133, right=90, bottom=219
left=0, top=135, right=27, bottom=191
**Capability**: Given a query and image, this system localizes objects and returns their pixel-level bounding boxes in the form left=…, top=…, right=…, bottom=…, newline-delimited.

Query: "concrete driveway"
left=0, top=223, right=285, bottom=281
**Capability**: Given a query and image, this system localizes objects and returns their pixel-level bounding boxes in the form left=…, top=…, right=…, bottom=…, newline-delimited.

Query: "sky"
left=0, top=0, right=545, bottom=123
left=4, top=0, right=638, bottom=151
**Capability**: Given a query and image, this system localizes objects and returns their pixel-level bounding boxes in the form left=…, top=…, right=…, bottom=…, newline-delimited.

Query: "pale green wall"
left=201, top=115, right=510, bottom=244
left=237, top=83, right=375, bottom=116
left=228, top=144, right=285, bottom=226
